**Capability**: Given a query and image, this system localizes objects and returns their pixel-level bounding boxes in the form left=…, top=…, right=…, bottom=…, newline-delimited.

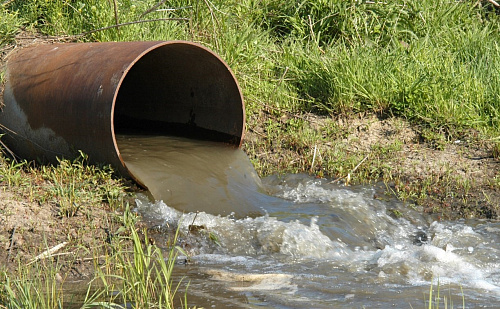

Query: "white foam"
left=192, top=254, right=256, bottom=265
left=280, top=217, right=350, bottom=258
left=375, top=242, right=500, bottom=294
left=135, top=176, right=500, bottom=305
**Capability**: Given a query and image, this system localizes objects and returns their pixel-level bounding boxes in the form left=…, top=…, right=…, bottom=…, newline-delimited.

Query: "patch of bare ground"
left=0, top=188, right=127, bottom=278
left=341, top=114, right=499, bottom=219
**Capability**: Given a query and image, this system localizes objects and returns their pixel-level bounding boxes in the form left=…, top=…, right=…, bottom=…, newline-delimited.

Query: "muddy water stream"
left=118, top=135, right=500, bottom=308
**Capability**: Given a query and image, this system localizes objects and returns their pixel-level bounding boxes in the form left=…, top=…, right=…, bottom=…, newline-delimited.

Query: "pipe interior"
left=114, top=43, right=243, bottom=145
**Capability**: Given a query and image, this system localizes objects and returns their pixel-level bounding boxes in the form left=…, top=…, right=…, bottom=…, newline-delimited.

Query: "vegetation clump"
left=0, top=153, right=186, bottom=308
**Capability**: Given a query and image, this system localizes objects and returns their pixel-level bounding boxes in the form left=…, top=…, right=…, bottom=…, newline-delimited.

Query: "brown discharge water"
left=116, top=135, right=265, bottom=217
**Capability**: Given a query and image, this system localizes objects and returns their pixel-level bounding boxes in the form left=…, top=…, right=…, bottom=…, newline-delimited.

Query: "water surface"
left=119, top=135, right=500, bottom=308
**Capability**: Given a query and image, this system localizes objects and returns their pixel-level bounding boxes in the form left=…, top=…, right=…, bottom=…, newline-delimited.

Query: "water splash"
left=122, top=136, right=500, bottom=308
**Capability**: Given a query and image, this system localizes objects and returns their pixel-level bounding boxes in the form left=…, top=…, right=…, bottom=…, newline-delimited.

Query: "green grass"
left=0, top=207, right=186, bottom=309
left=0, top=152, right=128, bottom=217
left=0, top=4, right=21, bottom=46
left=2, top=0, right=499, bottom=140
left=412, top=279, right=465, bottom=309
left=92, top=213, right=186, bottom=309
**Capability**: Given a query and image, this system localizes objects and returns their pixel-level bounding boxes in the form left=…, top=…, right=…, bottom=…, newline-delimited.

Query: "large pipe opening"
left=114, top=43, right=245, bottom=145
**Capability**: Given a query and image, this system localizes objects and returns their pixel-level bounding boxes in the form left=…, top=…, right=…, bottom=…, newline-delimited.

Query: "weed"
left=492, top=142, right=500, bottom=160
left=32, top=152, right=127, bottom=217
left=1, top=260, right=66, bottom=308
left=417, top=278, right=466, bottom=309
left=0, top=158, right=29, bottom=187
left=91, top=208, right=186, bottom=308
left=0, top=5, right=22, bottom=47
left=0, top=206, right=185, bottom=308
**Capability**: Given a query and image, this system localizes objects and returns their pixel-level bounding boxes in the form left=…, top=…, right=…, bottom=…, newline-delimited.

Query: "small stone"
left=55, top=273, right=63, bottom=282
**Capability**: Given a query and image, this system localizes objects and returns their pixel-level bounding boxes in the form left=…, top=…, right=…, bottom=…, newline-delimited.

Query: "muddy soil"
left=0, top=32, right=499, bottom=275
left=0, top=190, right=129, bottom=276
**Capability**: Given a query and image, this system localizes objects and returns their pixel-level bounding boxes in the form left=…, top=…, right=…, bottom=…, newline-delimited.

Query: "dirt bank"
left=244, top=111, right=499, bottom=219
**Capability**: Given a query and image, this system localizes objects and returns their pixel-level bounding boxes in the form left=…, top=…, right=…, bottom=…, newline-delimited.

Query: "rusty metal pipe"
left=0, top=41, right=245, bottom=187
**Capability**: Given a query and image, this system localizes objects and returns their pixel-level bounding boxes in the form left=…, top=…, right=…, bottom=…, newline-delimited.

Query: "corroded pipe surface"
left=0, top=41, right=245, bottom=186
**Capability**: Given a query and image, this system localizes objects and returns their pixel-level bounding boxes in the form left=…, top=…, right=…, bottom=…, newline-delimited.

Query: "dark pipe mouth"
left=111, top=41, right=245, bottom=186
left=113, top=41, right=244, bottom=143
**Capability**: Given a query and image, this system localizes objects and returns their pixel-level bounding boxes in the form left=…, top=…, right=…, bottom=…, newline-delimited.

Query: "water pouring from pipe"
left=0, top=41, right=261, bottom=216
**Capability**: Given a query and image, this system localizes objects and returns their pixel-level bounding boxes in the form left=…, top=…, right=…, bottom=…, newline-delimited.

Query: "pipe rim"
left=110, top=41, right=246, bottom=188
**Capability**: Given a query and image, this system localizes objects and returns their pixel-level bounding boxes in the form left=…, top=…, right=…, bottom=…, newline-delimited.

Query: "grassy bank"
left=0, top=154, right=187, bottom=308
left=3, top=0, right=499, bottom=169
left=1, top=209, right=186, bottom=308
left=0, top=0, right=497, bottom=218
left=2, top=0, right=499, bottom=137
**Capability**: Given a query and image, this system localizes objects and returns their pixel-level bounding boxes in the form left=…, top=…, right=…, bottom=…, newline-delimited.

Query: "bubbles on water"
left=136, top=193, right=350, bottom=259
left=280, top=217, right=351, bottom=258
left=133, top=168, right=500, bottom=307
left=370, top=219, right=500, bottom=297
